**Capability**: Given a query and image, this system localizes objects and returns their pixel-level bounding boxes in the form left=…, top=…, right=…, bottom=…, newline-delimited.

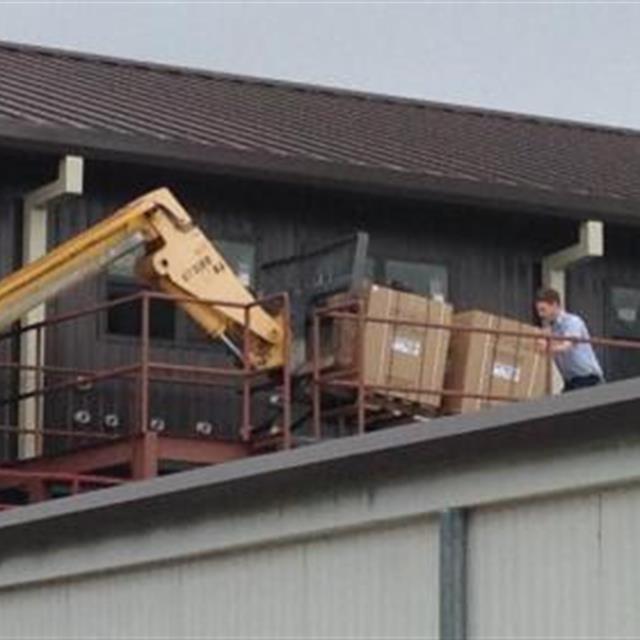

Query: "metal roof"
left=1, top=377, right=640, bottom=536
left=1, top=40, right=640, bottom=219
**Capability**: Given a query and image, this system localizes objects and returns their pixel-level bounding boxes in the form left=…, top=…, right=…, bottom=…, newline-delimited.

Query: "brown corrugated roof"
left=1, top=40, right=640, bottom=217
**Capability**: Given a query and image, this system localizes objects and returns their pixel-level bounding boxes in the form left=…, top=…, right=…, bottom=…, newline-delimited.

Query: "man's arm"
left=548, top=338, right=573, bottom=353
left=536, top=334, right=572, bottom=353
left=537, top=316, right=583, bottom=353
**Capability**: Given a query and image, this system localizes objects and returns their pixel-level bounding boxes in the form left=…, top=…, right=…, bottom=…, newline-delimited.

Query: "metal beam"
left=0, top=435, right=249, bottom=491
left=440, top=508, right=467, bottom=640
left=158, top=436, right=250, bottom=465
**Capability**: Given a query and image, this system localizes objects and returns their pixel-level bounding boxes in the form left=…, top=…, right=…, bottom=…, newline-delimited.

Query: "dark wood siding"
left=568, top=225, right=640, bottom=381
left=0, top=152, right=60, bottom=460
left=36, top=162, right=582, bottom=444
left=0, top=183, right=18, bottom=461
left=3, top=154, right=640, bottom=451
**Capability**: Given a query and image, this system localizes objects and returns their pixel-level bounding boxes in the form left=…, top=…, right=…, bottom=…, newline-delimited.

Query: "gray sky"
left=1, top=2, right=639, bottom=129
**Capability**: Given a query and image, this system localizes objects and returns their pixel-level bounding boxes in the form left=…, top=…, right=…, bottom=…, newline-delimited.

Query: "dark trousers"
left=563, top=375, right=603, bottom=393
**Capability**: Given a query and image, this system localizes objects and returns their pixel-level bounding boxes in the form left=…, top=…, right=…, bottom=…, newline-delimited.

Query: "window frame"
left=607, top=283, right=640, bottom=340
left=604, top=280, right=640, bottom=381
left=99, top=236, right=257, bottom=349
left=366, top=255, right=451, bottom=301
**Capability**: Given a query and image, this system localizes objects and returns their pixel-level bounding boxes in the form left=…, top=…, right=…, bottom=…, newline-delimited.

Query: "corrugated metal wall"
left=4, top=411, right=640, bottom=639
left=0, top=518, right=439, bottom=640
left=468, top=484, right=640, bottom=639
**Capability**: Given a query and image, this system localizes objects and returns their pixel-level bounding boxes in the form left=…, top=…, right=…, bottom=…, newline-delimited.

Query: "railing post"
left=241, top=304, right=251, bottom=442
left=35, top=324, right=44, bottom=455
left=312, top=308, right=322, bottom=440
left=139, top=292, right=150, bottom=435
left=281, top=294, right=292, bottom=449
left=545, top=334, right=553, bottom=395
left=356, top=298, right=366, bottom=435
left=131, top=292, right=157, bottom=480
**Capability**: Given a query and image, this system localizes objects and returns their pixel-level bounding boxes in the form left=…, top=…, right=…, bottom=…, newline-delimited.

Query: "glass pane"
left=106, top=281, right=176, bottom=340
left=608, top=286, right=640, bottom=380
left=611, top=286, right=640, bottom=337
left=107, top=241, right=256, bottom=287
left=218, top=240, right=255, bottom=287
left=365, top=256, right=377, bottom=280
left=182, top=240, right=255, bottom=344
left=384, top=260, right=448, bottom=300
left=108, top=245, right=145, bottom=278
left=105, top=239, right=255, bottom=344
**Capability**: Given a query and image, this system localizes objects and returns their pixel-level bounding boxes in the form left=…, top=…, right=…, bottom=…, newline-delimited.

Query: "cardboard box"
left=320, top=285, right=453, bottom=411
left=443, top=310, right=547, bottom=414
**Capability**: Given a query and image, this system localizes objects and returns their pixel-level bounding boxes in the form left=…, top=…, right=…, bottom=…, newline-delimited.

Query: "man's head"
left=535, top=287, right=563, bottom=323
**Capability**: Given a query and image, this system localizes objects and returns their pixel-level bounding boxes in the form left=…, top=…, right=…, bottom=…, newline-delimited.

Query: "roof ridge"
left=1, top=38, right=639, bottom=140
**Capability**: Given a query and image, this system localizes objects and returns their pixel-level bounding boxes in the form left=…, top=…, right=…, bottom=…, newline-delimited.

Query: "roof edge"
left=1, top=121, right=638, bottom=225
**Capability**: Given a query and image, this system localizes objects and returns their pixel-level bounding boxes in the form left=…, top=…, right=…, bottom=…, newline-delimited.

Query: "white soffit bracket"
left=23, top=155, right=84, bottom=210
left=542, top=220, right=604, bottom=301
left=543, top=220, right=604, bottom=273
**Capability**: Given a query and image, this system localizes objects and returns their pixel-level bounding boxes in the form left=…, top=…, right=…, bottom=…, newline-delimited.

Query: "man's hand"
left=536, top=337, right=549, bottom=353
left=537, top=336, right=574, bottom=353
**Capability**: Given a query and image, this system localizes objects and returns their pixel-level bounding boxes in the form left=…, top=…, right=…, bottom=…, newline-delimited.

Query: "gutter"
left=18, top=155, right=84, bottom=459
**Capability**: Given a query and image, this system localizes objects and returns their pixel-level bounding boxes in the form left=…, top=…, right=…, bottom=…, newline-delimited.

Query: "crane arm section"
left=0, top=188, right=284, bottom=369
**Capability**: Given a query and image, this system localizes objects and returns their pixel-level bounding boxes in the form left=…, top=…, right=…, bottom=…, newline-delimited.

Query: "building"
left=2, top=381, right=640, bottom=639
left=2, top=40, right=640, bottom=637
left=1, top=42, right=640, bottom=453
left=1, top=41, right=640, bottom=443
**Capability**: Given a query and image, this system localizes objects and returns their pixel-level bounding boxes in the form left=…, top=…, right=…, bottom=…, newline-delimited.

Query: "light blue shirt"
left=550, top=311, right=603, bottom=381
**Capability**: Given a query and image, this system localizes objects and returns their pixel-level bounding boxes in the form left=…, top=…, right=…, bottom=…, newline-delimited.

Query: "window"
left=607, top=285, right=640, bottom=381
left=366, top=257, right=449, bottom=300
left=105, top=246, right=176, bottom=340
left=182, top=239, right=256, bottom=344
left=104, top=239, right=256, bottom=343
left=106, top=281, right=177, bottom=339
left=610, top=286, right=640, bottom=339
left=217, top=240, right=255, bottom=288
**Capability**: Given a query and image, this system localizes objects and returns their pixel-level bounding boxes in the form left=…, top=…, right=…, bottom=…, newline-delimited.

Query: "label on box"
left=392, top=336, right=421, bottom=357
left=492, top=362, right=520, bottom=382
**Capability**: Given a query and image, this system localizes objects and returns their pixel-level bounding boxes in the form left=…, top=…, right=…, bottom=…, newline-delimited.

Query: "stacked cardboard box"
left=323, top=285, right=453, bottom=412
left=442, top=310, right=547, bottom=414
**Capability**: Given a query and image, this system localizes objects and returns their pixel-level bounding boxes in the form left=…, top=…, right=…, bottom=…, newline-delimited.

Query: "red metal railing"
left=0, top=290, right=292, bottom=505
left=311, top=297, right=640, bottom=437
left=2, top=286, right=640, bottom=506
left=0, top=469, right=123, bottom=503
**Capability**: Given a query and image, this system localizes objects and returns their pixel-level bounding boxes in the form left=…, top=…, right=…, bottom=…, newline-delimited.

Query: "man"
left=535, top=287, right=604, bottom=392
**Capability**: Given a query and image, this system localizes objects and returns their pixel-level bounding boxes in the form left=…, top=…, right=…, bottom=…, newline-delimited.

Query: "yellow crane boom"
left=0, top=188, right=284, bottom=369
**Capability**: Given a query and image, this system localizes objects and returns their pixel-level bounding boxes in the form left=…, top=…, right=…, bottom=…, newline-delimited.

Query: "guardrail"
left=311, top=297, right=640, bottom=437
left=0, top=290, right=291, bottom=505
